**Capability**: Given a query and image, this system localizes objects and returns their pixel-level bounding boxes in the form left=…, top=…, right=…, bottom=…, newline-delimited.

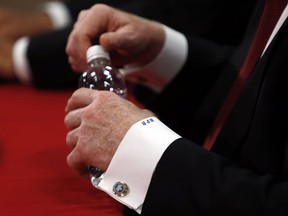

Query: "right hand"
left=64, top=88, right=155, bottom=175
left=66, top=4, right=165, bottom=72
left=0, top=7, right=53, bottom=40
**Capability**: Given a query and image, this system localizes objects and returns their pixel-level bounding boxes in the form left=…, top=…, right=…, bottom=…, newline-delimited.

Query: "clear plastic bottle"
left=79, top=45, right=127, bottom=98
left=79, top=45, right=127, bottom=187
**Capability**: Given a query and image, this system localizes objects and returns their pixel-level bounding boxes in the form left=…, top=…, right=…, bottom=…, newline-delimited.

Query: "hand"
left=66, top=4, right=165, bottom=72
left=0, top=36, right=16, bottom=80
left=0, top=7, right=53, bottom=40
left=64, top=88, right=154, bottom=175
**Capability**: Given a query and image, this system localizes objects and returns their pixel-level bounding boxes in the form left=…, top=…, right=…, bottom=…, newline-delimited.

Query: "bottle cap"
left=86, top=45, right=110, bottom=62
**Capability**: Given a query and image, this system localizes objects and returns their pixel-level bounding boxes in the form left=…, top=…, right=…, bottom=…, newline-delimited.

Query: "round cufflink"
left=113, top=181, right=129, bottom=197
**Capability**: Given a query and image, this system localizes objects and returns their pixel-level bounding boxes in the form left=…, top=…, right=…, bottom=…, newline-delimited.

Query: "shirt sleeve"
left=39, top=1, right=72, bottom=30
left=13, top=37, right=31, bottom=84
left=120, top=25, right=188, bottom=92
left=95, top=117, right=181, bottom=214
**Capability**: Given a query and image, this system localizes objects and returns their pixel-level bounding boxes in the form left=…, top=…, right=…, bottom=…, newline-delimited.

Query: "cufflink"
left=113, top=181, right=129, bottom=197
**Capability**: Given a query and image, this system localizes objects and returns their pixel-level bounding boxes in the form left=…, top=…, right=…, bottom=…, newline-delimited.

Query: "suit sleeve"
left=140, top=137, right=288, bottom=216
left=27, top=26, right=80, bottom=89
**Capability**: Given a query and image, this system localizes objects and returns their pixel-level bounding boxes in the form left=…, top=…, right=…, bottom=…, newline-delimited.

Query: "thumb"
left=99, top=32, right=122, bottom=52
left=99, top=25, right=137, bottom=53
left=99, top=31, right=135, bottom=65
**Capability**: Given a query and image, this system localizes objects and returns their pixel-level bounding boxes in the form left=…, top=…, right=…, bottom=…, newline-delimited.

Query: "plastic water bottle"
left=79, top=45, right=127, bottom=187
left=79, top=45, right=127, bottom=98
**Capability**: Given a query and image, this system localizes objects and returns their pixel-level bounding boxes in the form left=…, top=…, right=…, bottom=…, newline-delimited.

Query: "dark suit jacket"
left=138, top=0, right=288, bottom=215
left=26, top=0, right=256, bottom=89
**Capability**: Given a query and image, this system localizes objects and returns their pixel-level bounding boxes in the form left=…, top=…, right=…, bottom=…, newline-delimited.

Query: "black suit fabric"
left=139, top=0, right=288, bottom=215
left=27, top=27, right=78, bottom=89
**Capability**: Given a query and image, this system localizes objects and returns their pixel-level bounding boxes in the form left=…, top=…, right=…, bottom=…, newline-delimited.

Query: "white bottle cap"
left=86, top=45, right=110, bottom=63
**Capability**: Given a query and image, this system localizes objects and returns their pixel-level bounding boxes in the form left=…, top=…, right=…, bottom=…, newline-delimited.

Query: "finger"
left=65, top=88, right=96, bottom=113
left=99, top=32, right=138, bottom=66
left=66, top=34, right=89, bottom=72
left=99, top=26, right=135, bottom=52
left=64, top=108, right=81, bottom=131
left=66, top=149, right=88, bottom=176
left=66, top=129, right=78, bottom=149
left=67, top=56, right=85, bottom=73
left=66, top=32, right=90, bottom=72
left=77, top=9, right=88, bottom=20
left=66, top=10, right=93, bottom=68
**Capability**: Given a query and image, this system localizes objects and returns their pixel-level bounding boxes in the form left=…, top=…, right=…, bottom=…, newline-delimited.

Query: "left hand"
left=66, top=4, right=165, bottom=72
left=64, top=88, right=154, bottom=175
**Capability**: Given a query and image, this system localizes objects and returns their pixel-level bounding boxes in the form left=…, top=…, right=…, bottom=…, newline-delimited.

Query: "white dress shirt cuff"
left=39, top=1, right=72, bottom=30
left=13, top=37, right=32, bottom=84
left=96, top=117, right=181, bottom=213
left=120, top=25, right=188, bottom=92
